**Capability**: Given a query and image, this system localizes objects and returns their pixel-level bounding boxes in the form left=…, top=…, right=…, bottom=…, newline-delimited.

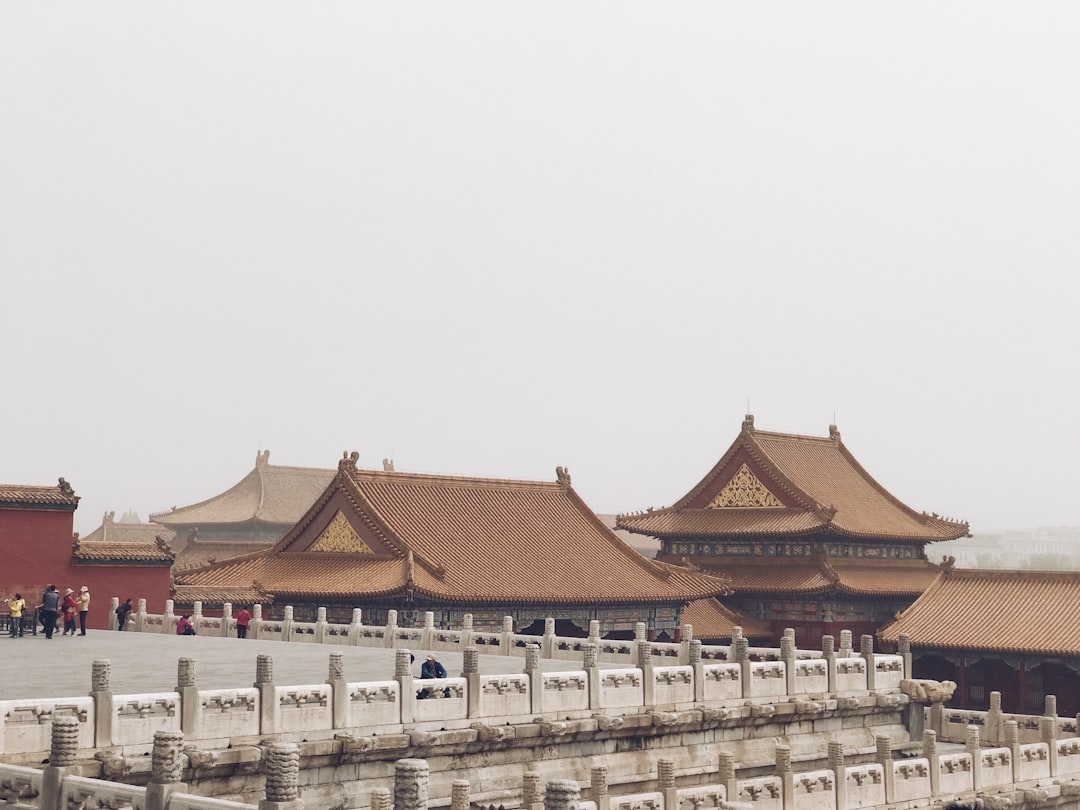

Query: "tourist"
left=176, top=614, right=196, bottom=636
left=76, top=586, right=91, bottom=636
left=115, top=598, right=133, bottom=631
left=235, top=606, right=251, bottom=638
left=61, top=588, right=78, bottom=636
left=418, top=654, right=449, bottom=699
left=4, top=593, right=25, bottom=638
left=39, top=585, right=60, bottom=639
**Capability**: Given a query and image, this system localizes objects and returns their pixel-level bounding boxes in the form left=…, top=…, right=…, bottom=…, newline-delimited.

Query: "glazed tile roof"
left=151, top=451, right=333, bottom=527
left=80, top=514, right=177, bottom=546
left=681, top=598, right=771, bottom=641
left=879, top=568, right=1080, bottom=656
left=173, top=538, right=276, bottom=572
left=177, top=458, right=730, bottom=606
left=72, top=539, right=175, bottom=564
left=171, top=584, right=269, bottom=607
left=618, top=417, right=969, bottom=544
left=0, top=480, right=80, bottom=510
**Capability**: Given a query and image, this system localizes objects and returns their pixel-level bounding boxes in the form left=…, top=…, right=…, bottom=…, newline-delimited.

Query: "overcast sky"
left=3, top=4, right=1079, bottom=538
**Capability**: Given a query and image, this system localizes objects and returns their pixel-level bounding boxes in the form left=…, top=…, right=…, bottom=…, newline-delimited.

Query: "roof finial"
left=828, top=423, right=841, bottom=444
left=555, top=466, right=572, bottom=487
left=339, top=450, right=360, bottom=472
left=382, top=458, right=395, bottom=472
left=58, top=477, right=74, bottom=496
left=256, top=449, right=270, bottom=467
left=742, top=413, right=755, bottom=432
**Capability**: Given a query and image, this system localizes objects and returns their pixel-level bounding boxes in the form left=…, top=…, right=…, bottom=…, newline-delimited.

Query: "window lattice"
left=707, top=464, right=782, bottom=509
left=309, top=510, right=375, bottom=554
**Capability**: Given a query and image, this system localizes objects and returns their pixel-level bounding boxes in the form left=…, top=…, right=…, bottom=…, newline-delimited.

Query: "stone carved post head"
left=689, top=640, right=702, bottom=666
left=451, top=780, right=470, bottom=810
left=634, top=622, right=647, bottom=642
left=329, top=652, right=344, bottom=681
left=317, top=607, right=327, bottom=623
left=544, top=617, right=554, bottom=636
left=137, top=598, right=147, bottom=614
left=256, top=655, right=274, bottom=684
left=523, top=772, right=542, bottom=806
left=780, top=637, right=794, bottom=659
left=151, top=730, right=185, bottom=784
left=733, top=637, right=749, bottom=663
left=718, top=752, right=735, bottom=782
left=193, top=601, right=203, bottom=617
left=588, top=620, right=600, bottom=640
left=165, top=599, right=175, bottom=615
left=387, top=609, right=398, bottom=627
left=253, top=604, right=262, bottom=620
left=394, top=758, right=430, bottom=810
left=544, top=779, right=580, bottom=810
left=92, top=660, right=111, bottom=692
left=583, top=642, right=598, bottom=670
left=525, top=644, right=541, bottom=672
left=590, top=765, right=608, bottom=800
left=875, top=735, right=892, bottom=762
left=784, top=628, right=795, bottom=643
left=861, top=635, right=874, bottom=656
left=352, top=608, right=362, bottom=626
left=223, top=603, right=233, bottom=619
left=371, top=788, right=392, bottom=810
left=503, top=616, right=514, bottom=633
left=839, top=630, right=853, bottom=653
left=463, top=614, right=474, bottom=632
left=827, top=741, right=844, bottom=770
left=177, top=658, right=196, bottom=688
left=637, top=641, right=652, bottom=669
left=775, top=744, right=791, bottom=774
left=922, top=729, right=937, bottom=757
left=1004, top=721, right=1018, bottom=746
left=265, top=743, right=300, bottom=802
left=424, top=612, right=435, bottom=629
left=682, top=624, right=693, bottom=643
left=898, top=633, right=910, bottom=656
left=657, top=759, right=675, bottom=789
left=990, top=691, right=1002, bottom=711
left=1046, top=695, right=1058, bottom=717
left=463, top=647, right=479, bottom=675
left=283, top=606, right=294, bottom=622
left=396, top=649, right=413, bottom=678
left=822, top=635, right=835, bottom=656
left=731, top=626, right=743, bottom=640
left=50, top=716, right=79, bottom=767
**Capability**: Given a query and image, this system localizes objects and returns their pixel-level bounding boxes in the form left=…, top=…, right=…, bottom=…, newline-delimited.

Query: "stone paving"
left=0, top=629, right=591, bottom=700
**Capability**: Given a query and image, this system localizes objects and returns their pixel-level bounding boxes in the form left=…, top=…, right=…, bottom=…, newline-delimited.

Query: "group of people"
left=4, top=585, right=91, bottom=639
left=174, top=606, right=252, bottom=637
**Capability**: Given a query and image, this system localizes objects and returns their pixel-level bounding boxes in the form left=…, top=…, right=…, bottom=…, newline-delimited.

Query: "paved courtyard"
left=0, top=630, right=590, bottom=700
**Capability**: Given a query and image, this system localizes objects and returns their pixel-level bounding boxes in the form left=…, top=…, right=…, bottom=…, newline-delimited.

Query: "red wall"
left=64, top=563, right=173, bottom=630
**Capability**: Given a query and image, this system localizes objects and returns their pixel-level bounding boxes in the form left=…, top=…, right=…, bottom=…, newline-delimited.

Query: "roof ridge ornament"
left=828, top=424, right=841, bottom=444
left=742, top=414, right=755, bottom=432
left=256, top=449, right=271, bottom=467
left=940, top=555, right=956, bottom=574
left=555, top=466, right=572, bottom=487
left=58, top=477, right=75, bottom=497
left=382, top=458, right=395, bottom=472
left=339, top=450, right=360, bottom=472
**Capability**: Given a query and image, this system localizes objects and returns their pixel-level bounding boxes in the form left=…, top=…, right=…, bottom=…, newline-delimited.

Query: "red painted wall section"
left=64, top=564, right=173, bottom=630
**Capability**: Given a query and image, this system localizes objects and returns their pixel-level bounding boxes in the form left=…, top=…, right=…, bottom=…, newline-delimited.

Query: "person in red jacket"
left=235, top=607, right=252, bottom=639
left=61, top=589, right=78, bottom=636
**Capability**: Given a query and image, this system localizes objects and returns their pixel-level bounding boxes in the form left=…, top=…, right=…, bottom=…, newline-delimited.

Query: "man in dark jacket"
left=39, top=585, right=60, bottom=639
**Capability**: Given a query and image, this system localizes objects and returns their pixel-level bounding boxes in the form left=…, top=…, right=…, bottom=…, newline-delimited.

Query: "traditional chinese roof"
left=172, top=584, right=270, bottom=607
left=151, top=451, right=334, bottom=527
left=618, top=416, right=969, bottom=544
left=80, top=512, right=177, bottom=546
left=681, top=598, right=771, bottom=641
left=0, top=479, right=80, bottom=510
left=173, top=537, right=277, bottom=571
left=682, top=556, right=943, bottom=597
left=72, top=537, right=175, bottom=565
left=879, top=568, right=1080, bottom=657
left=176, top=455, right=731, bottom=607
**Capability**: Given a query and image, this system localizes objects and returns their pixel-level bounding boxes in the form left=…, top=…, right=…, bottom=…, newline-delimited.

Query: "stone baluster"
left=385, top=609, right=398, bottom=648
left=501, top=615, right=515, bottom=656
left=588, top=620, right=601, bottom=645
left=422, top=611, right=435, bottom=651
left=1046, top=694, right=1059, bottom=718
left=690, top=640, right=705, bottom=703
left=177, top=657, right=199, bottom=737
left=526, top=644, right=543, bottom=714
left=134, top=598, right=148, bottom=633
left=193, top=601, right=204, bottom=635
left=861, top=635, right=877, bottom=692
left=875, top=735, right=895, bottom=802
left=733, top=636, right=751, bottom=699
left=463, top=647, right=481, bottom=717
left=282, top=606, right=294, bottom=641
left=897, top=633, right=912, bottom=680
left=347, top=608, right=363, bottom=646
left=328, top=652, right=347, bottom=728
left=1042, top=715, right=1059, bottom=776
left=838, top=630, right=853, bottom=659
left=451, top=779, right=470, bottom=810
left=985, top=691, right=1003, bottom=744
left=828, top=742, right=847, bottom=810
left=394, top=758, right=429, bottom=810
left=821, top=635, right=837, bottom=693
left=164, top=599, right=176, bottom=634
left=146, top=730, right=187, bottom=810
left=523, top=771, right=543, bottom=810
left=544, top=779, right=580, bottom=810
left=968, top=724, right=985, bottom=791
left=42, top=717, right=81, bottom=810
left=397, top=649, right=416, bottom=723
left=255, top=654, right=276, bottom=734
left=315, top=607, right=328, bottom=643
left=371, top=788, right=392, bottom=810
left=776, top=744, right=794, bottom=810
left=584, top=642, right=600, bottom=711
left=109, top=597, right=120, bottom=631
left=222, top=603, right=234, bottom=638
left=923, top=730, right=940, bottom=796
left=590, top=764, right=609, bottom=810
left=261, top=743, right=302, bottom=810
left=638, top=640, right=655, bottom=706
left=462, top=613, right=474, bottom=651
left=541, top=617, right=555, bottom=658
left=631, top=622, right=648, bottom=669
left=780, top=635, right=796, bottom=697
left=91, top=659, right=114, bottom=748
left=718, top=751, right=738, bottom=799
left=250, top=604, right=263, bottom=640
left=679, top=623, right=694, bottom=665
left=658, top=758, right=677, bottom=810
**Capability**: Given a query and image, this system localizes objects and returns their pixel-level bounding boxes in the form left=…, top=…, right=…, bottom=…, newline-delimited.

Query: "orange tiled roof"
left=173, top=538, right=276, bottom=572
left=681, top=598, right=771, bottom=641
left=80, top=515, right=177, bottom=546
left=151, top=451, right=333, bottom=527
left=618, top=417, right=968, bottom=544
left=879, top=568, right=1080, bottom=656
left=177, top=458, right=731, bottom=606
left=0, top=480, right=80, bottom=509
left=172, top=584, right=269, bottom=607
left=72, top=540, right=175, bottom=564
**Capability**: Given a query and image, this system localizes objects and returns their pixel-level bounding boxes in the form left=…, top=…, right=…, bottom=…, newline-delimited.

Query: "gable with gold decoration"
left=707, top=463, right=783, bottom=509
left=308, top=510, right=376, bottom=554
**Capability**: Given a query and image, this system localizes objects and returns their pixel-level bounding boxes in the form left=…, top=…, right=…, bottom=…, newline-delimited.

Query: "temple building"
left=616, top=415, right=970, bottom=646
left=174, top=452, right=730, bottom=637
left=879, top=566, right=1080, bottom=716
left=150, top=450, right=335, bottom=569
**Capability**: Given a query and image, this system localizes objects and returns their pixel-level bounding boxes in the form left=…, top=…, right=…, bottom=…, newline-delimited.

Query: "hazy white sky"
left=3, top=4, right=1079, bottom=538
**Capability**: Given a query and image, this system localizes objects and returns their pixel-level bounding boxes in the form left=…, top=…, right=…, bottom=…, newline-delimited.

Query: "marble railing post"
left=1041, top=715, right=1058, bottom=776
left=678, top=624, right=694, bottom=664
left=463, top=647, right=481, bottom=717
left=282, top=606, right=294, bottom=641
left=146, top=730, right=187, bottom=810
left=822, top=636, right=837, bottom=693
left=134, top=598, right=148, bottom=633
left=733, top=636, right=751, bottom=699
left=261, top=743, right=302, bottom=810
left=658, top=759, right=677, bottom=809
left=584, top=643, right=600, bottom=710
left=776, top=744, right=794, bottom=810
left=394, top=758, right=429, bottom=810
left=451, top=779, right=470, bottom=810
left=41, top=717, right=81, bottom=810
left=861, top=636, right=877, bottom=692
left=328, top=652, right=347, bottom=729
left=314, top=607, right=328, bottom=643
left=370, top=787, right=392, bottom=810
left=193, top=601, right=204, bottom=634
left=501, top=615, right=515, bottom=656
left=588, top=620, right=601, bottom=647
left=397, top=649, right=416, bottom=724
left=462, top=614, right=475, bottom=651
left=967, top=725, right=985, bottom=791
left=1046, top=694, right=1058, bottom=719
left=347, top=608, right=363, bottom=645
left=590, top=764, right=609, bottom=810
left=718, top=752, right=738, bottom=799
left=255, top=654, right=276, bottom=734
left=838, top=630, right=853, bottom=660
left=250, top=604, right=263, bottom=640
left=828, top=741, right=847, bottom=810
left=541, top=617, right=555, bottom=658
left=875, top=735, right=895, bottom=803
left=385, top=610, right=398, bottom=648
left=780, top=635, right=796, bottom=696
left=422, top=611, right=435, bottom=650
left=898, top=634, right=912, bottom=680
left=923, top=730, right=940, bottom=796
left=177, top=658, right=199, bottom=737
left=545, top=779, right=580, bottom=810
left=222, top=603, right=234, bottom=638
left=690, top=640, right=704, bottom=703
left=525, top=644, right=543, bottom=714
left=91, top=659, right=114, bottom=748
left=638, top=641, right=655, bottom=706
left=109, top=597, right=120, bottom=631
left=164, top=599, right=176, bottom=635
left=523, top=771, right=543, bottom=810
left=631, top=622, right=648, bottom=670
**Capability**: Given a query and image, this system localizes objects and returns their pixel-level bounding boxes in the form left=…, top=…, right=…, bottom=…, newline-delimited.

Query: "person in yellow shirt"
left=5, top=593, right=26, bottom=638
